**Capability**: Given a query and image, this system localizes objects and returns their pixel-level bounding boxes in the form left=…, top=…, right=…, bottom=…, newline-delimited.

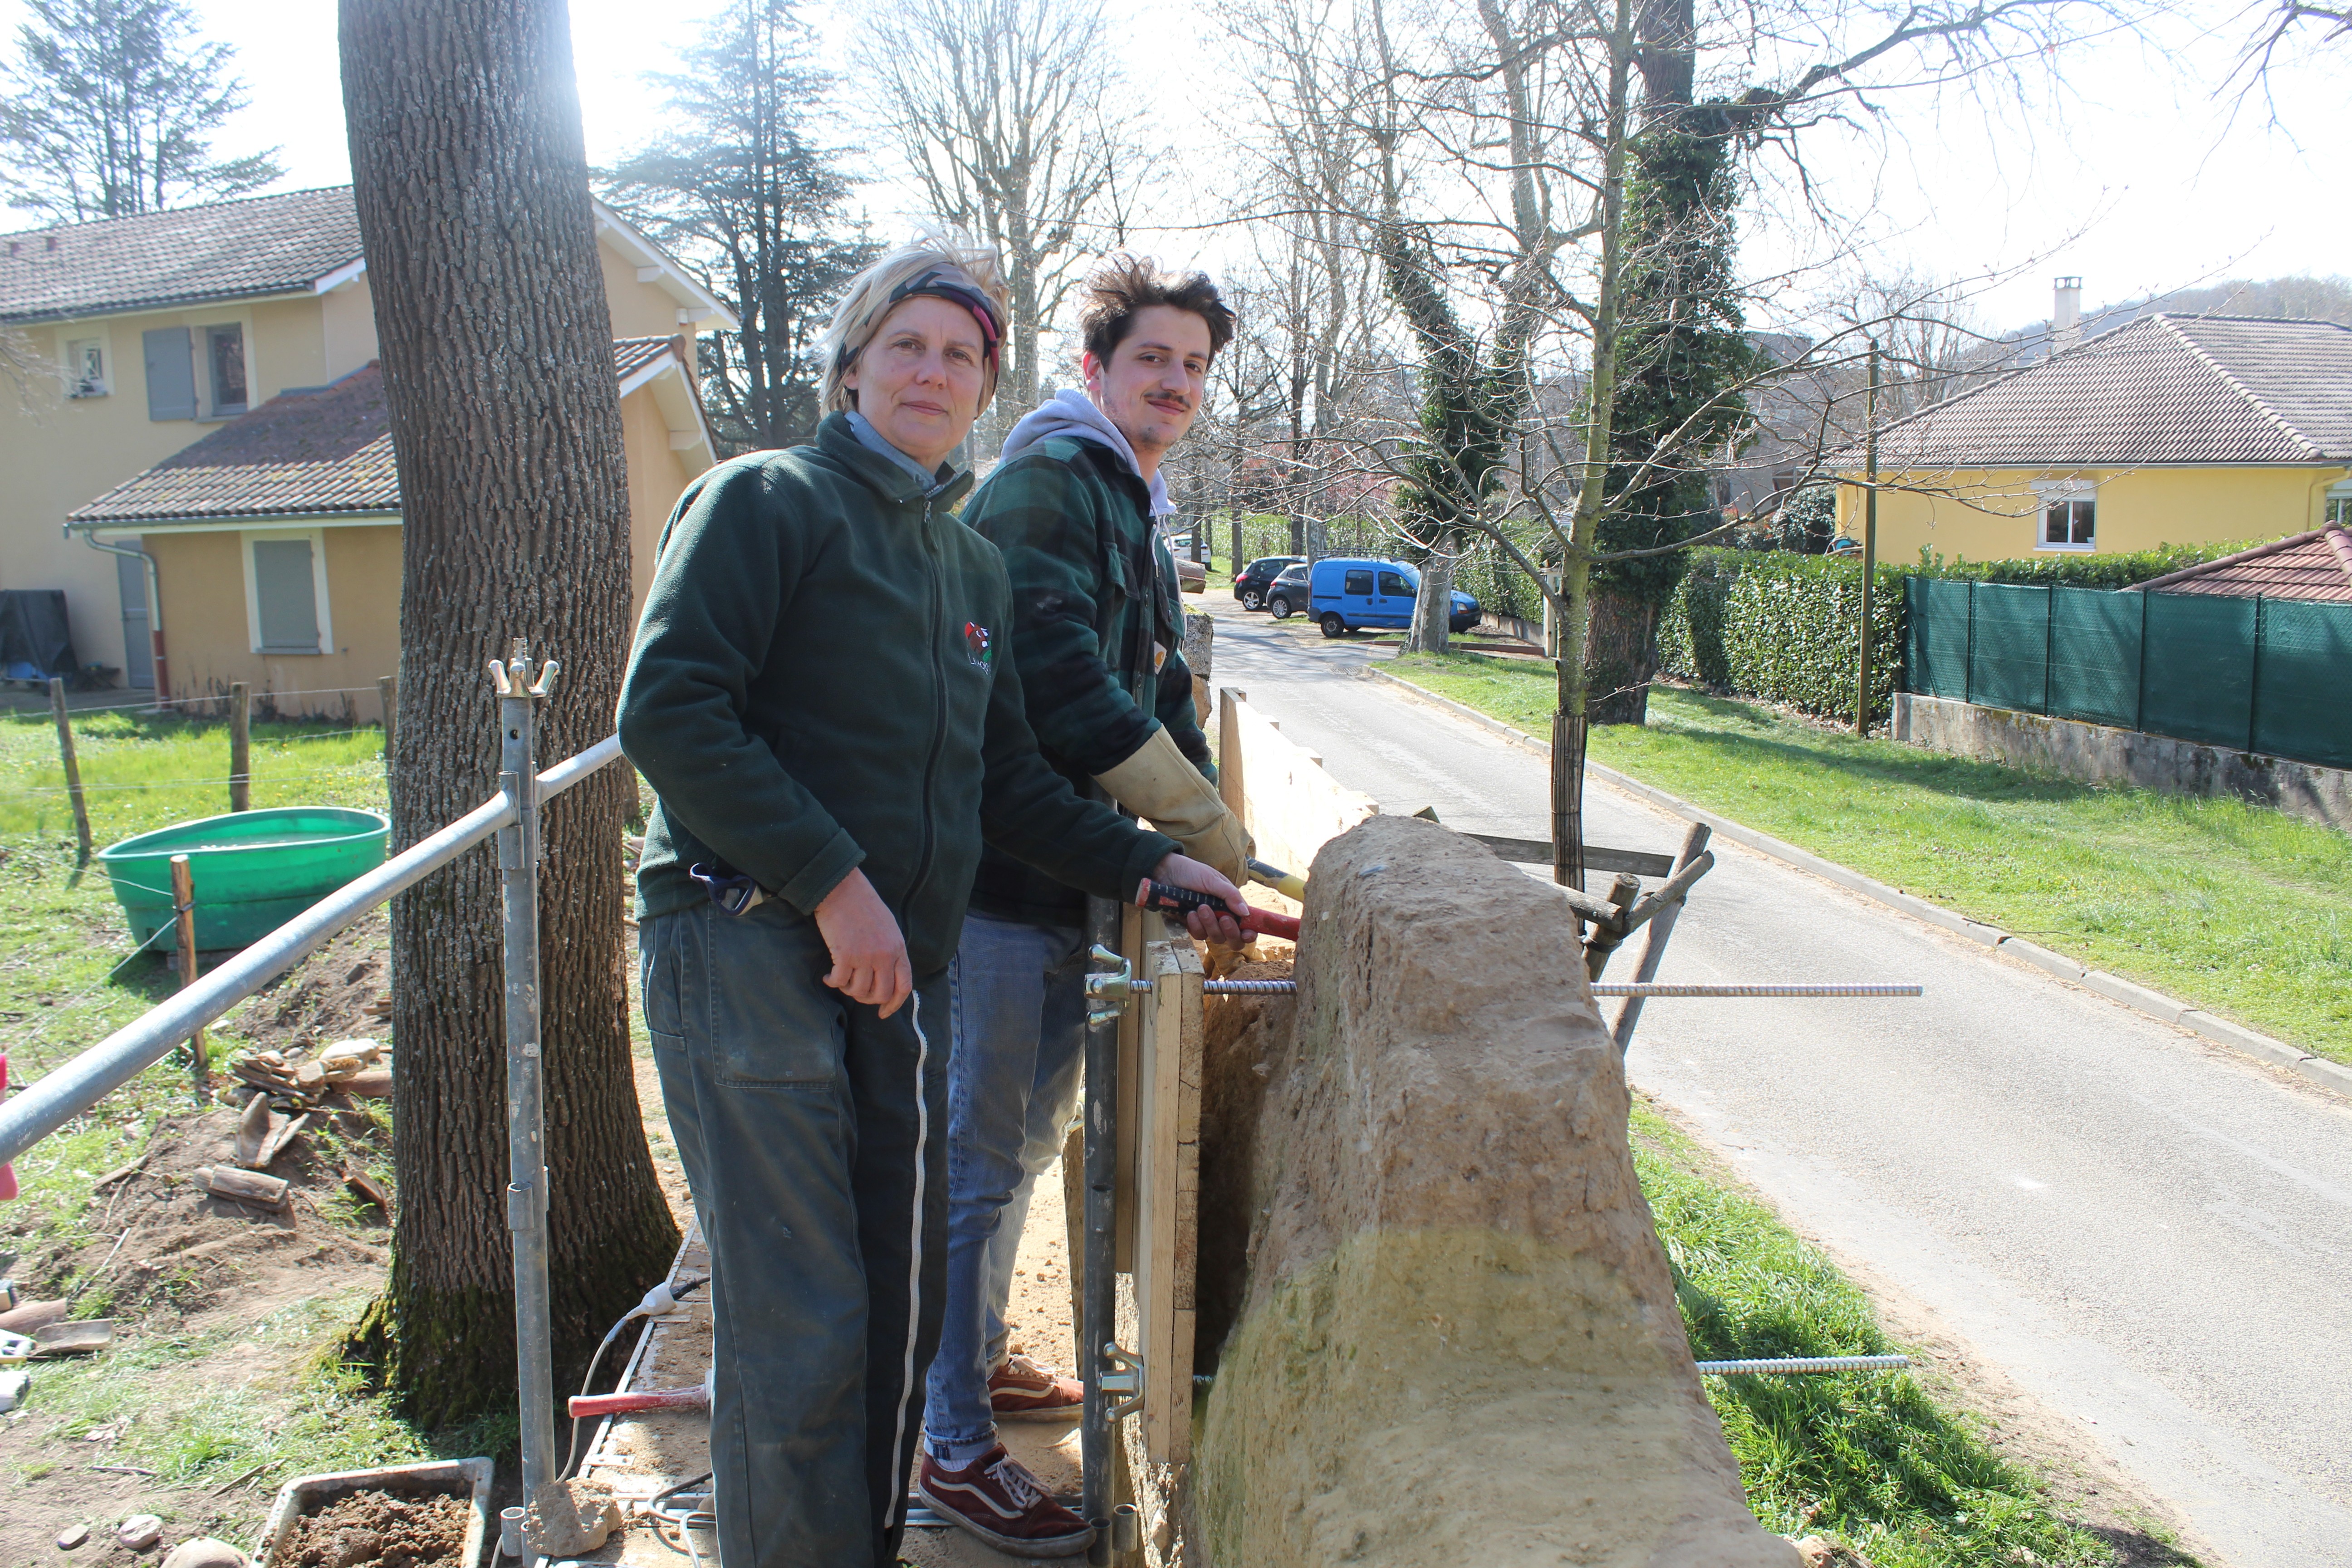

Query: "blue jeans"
left=924, top=911, right=1090, bottom=1459
left=641, top=904, right=950, bottom=1568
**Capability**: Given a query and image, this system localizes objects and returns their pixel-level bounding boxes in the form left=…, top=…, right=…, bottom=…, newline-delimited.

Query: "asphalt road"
left=1204, top=596, right=2352, bottom=1568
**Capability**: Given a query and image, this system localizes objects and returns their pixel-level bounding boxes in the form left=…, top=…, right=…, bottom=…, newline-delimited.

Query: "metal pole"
left=1857, top=340, right=1879, bottom=735
left=0, top=734, right=620, bottom=1169
left=495, top=645, right=557, bottom=1553
left=170, top=853, right=207, bottom=1099
left=1080, top=886, right=1119, bottom=1566
left=48, top=677, right=92, bottom=865
left=228, top=681, right=250, bottom=813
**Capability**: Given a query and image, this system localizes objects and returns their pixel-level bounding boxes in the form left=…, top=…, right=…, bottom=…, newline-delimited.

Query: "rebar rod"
left=1198, top=980, right=1922, bottom=998
left=1694, top=1354, right=1911, bottom=1375
left=0, top=734, right=623, bottom=1167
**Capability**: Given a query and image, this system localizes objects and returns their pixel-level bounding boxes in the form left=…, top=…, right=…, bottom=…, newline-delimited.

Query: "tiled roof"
left=0, top=187, right=363, bottom=325
left=69, top=339, right=681, bottom=525
left=2124, top=524, right=2352, bottom=603
left=1863, top=315, right=2352, bottom=468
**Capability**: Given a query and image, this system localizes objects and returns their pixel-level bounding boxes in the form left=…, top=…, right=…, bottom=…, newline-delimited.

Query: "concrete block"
left=1960, top=920, right=2006, bottom=946
left=2078, top=970, right=2187, bottom=1025
left=2178, top=1009, right=2311, bottom=1070
left=1195, top=816, right=1799, bottom=1568
left=2297, top=1056, right=2352, bottom=1098
left=1998, top=937, right=2087, bottom=981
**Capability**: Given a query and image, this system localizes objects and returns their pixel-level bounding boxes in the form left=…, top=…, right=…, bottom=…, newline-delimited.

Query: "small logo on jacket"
left=964, top=622, right=993, bottom=667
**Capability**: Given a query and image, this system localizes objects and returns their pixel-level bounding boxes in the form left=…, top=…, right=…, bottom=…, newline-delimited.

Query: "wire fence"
left=0, top=684, right=388, bottom=717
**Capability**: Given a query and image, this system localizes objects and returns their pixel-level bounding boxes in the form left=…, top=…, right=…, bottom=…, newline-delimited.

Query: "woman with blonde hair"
left=618, top=238, right=1247, bottom=1567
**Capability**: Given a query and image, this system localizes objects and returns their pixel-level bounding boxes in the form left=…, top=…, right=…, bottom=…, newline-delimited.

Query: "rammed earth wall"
left=1191, top=815, right=1797, bottom=1567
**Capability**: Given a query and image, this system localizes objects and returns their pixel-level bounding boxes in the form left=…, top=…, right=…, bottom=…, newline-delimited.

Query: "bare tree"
left=339, top=0, right=677, bottom=1425
left=858, top=0, right=1132, bottom=441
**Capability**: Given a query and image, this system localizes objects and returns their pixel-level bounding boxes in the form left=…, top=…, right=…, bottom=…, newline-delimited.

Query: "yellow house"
left=1838, top=314, right=2352, bottom=563
left=0, top=186, right=736, bottom=713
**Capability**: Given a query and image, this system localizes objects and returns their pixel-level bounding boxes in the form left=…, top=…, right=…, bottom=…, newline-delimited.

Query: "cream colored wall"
left=1836, top=464, right=2348, bottom=563
left=142, top=524, right=402, bottom=722
left=3, top=219, right=698, bottom=690
left=0, top=294, right=333, bottom=682
left=620, top=380, right=694, bottom=615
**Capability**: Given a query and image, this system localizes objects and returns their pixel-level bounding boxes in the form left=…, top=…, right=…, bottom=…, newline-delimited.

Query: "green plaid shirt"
left=964, top=434, right=1212, bottom=926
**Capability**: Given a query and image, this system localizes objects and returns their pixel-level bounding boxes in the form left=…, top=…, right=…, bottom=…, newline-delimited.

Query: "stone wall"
left=1192, top=815, right=1796, bottom=1567
left=1895, top=692, right=2352, bottom=832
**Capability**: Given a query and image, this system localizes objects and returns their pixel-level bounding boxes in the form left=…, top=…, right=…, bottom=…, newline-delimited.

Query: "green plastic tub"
left=98, top=807, right=391, bottom=951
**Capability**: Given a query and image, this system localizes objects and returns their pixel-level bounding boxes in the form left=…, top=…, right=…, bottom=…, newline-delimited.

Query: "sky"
left=1, top=0, right=2342, bottom=338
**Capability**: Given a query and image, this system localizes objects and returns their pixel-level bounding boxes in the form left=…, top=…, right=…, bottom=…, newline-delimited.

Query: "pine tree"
left=601, top=0, right=872, bottom=452
left=0, top=0, right=283, bottom=224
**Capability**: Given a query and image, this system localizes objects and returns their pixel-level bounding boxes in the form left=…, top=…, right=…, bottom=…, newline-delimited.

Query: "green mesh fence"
left=1900, top=579, right=2352, bottom=769
left=2142, top=595, right=2258, bottom=749
left=2255, top=600, right=2352, bottom=768
left=1906, top=578, right=1972, bottom=698
left=2049, top=588, right=2144, bottom=730
left=1967, top=583, right=2051, bottom=713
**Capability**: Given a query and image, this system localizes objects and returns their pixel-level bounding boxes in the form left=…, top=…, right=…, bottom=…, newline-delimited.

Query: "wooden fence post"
left=170, top=853, right=208, bottom=1097
left=47, top=677, right=93, bottom=865
left=377, top=675, right=397, bottom=768
left=228, top=681, right=250, bottom=813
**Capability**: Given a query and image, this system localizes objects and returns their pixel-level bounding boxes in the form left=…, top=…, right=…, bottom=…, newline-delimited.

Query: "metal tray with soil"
left=252, top=1458, right=493, bottom=1568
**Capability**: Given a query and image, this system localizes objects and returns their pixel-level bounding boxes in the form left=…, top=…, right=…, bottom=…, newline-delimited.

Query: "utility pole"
left=1857, top=341, right=1880, bottom=736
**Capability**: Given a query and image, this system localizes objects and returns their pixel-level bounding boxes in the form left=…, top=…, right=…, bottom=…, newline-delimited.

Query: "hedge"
left=1657, top=541, right=2256, bottom=725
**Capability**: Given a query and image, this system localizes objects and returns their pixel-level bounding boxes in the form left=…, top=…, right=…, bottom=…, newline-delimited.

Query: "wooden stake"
left=228, top=681, right=250, bottom=813
left=170, top=853, right=207, bottom=1096
left=47, top=677, right=92, bottom=865
left=377, top=675, right=397, bottom=767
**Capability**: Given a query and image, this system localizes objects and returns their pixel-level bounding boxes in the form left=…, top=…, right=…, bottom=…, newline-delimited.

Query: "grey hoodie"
left=996, top=388, right=1175, bottom=516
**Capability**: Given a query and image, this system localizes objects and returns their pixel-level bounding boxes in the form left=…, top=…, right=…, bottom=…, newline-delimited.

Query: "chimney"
left=2053, top=276, right=2083, bottom=355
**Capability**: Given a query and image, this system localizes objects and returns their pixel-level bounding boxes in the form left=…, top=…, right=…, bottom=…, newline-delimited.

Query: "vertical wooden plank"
left=1217, top=686, right=1246, bottom=828
left=48, top=678, right=92, bottom=864
left=1136, top=931, right=1203, bottom=1464
left=171, top=854, right=207, bottom=1096
left=228, top=681, right=250, bottom=813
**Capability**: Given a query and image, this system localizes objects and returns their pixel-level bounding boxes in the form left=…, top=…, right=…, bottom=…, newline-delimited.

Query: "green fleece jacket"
left=963, top=436, right=1211, bottom=927
left=617, top=413, right=1176, bottom=977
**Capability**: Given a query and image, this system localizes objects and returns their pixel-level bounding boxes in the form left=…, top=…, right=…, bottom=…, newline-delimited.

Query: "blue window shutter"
left=252, top=539, right=320, bottom=652
left=142, top=328, right=196, bottom=421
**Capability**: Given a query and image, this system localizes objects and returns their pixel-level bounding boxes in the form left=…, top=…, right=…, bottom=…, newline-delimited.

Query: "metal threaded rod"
left=1199, top=980, right=1923, bottom=998
left=1694, top=1354, right=1911, bottom=1375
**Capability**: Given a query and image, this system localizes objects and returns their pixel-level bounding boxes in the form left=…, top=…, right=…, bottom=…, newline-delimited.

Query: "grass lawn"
left=1390, top=652, right=2352, bottom=1062
left=1633, top=1100, right=2191, bottom=1565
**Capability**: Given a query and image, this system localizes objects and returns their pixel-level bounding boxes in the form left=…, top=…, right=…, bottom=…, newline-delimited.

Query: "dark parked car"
left=1232, top=555, right=1303, bottom=611
left=1263, top=560, right=1313, bottom=618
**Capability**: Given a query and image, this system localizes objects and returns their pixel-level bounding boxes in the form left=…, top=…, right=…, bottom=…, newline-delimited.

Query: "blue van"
left=1308, top=558, right=1480, bottom=638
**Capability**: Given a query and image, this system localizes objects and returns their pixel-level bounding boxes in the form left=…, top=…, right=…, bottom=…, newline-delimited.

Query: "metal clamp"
left=1098, top=1341, right=1145, bottom=1421
left=1082, top=944, right=1153, bottom=1027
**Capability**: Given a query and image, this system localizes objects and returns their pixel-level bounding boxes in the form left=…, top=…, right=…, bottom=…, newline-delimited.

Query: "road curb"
left=1360, top=664, right=2343, bottom=1102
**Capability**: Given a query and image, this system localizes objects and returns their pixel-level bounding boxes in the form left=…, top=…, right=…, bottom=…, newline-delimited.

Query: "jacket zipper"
left=906, top=491, right=950, bottom=920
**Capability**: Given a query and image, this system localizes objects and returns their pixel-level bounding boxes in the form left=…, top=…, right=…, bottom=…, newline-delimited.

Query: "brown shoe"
left=916, top=1444, right=1094, bottom=1557
left=988, top=1352, right=1083, bottom=1421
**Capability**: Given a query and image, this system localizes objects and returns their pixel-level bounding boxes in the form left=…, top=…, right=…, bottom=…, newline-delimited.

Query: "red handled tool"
left=1136, top=880, right=1301, bottom=941
left=569, top=1386, right=709, bottom=1418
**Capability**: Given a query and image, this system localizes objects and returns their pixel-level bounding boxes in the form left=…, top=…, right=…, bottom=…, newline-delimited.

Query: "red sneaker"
left=988, top=1352, right=1083, bottom=1421
left=916, top=1444, right=1094, bottom=1557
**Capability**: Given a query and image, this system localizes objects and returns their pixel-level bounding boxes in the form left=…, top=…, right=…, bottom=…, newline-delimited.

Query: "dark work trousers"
left=640, top=902, right=950, bottom=1568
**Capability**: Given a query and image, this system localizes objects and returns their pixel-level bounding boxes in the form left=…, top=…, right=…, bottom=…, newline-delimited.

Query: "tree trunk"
left=1585, top=590, right=1659, bottom=726
left=1404, top=546, right=1455, bottom=655
left=339, top=0, right=679, bottom=1429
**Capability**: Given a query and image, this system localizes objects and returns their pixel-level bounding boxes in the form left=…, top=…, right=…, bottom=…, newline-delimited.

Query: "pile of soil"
left=277, top=1489, right=470, bottom=1568
left=229, top=911, right=390, bottom=1059
left=1195, top=956, right=1295, bottom=1371
left=22, top=1101, right=388, bottom=1324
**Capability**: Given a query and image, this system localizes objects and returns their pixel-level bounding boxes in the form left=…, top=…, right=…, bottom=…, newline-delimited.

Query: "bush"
left=1657, top=539, right=2254, bottom=724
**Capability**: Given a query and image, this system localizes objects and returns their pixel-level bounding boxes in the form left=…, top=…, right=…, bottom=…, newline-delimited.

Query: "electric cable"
left=559, top=1275, right=706, bottom=1481
left=647, top=1470, right=716, bottom=1567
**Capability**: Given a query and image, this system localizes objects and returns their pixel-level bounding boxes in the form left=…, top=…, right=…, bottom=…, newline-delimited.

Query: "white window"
left=243, top=530, right=332, bottom=655
left=64, top=338, right=106, bottom=397
left=2327, top=480, right=2351, bottom=527
left=205, top=323, right=248, bottom=416
left=2034, top=479, right=2097, bottom=552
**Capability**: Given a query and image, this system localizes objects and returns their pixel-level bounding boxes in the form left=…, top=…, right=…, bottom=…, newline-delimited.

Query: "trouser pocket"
left=648, top=904, right=847, bottom=1088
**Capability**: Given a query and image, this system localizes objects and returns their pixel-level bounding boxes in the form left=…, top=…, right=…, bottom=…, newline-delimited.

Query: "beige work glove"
left=1093, top=725, right=1250, bottom=887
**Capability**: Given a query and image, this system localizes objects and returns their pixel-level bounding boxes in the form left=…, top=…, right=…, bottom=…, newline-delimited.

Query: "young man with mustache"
left=915, top=257, right=1244, bottom=1555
